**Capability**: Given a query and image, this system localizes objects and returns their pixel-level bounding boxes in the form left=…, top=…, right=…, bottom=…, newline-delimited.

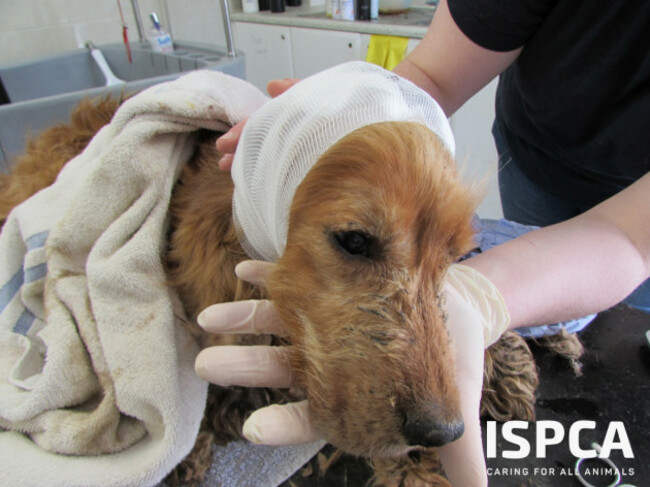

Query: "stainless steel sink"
left=299, top=8, right=435, bottom=27
left=0, top=42, right=246, bottom=170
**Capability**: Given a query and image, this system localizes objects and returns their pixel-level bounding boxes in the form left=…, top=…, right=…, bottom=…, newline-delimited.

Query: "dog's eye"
left=333, top=230, right=375, bottom=259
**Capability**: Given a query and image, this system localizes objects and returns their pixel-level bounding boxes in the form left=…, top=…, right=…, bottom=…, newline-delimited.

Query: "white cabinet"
left=232, top=24, right=362, bottom=91
left=232, top=24, right=421, bottom=93
left=406, top=38, right=421, bottom=54
left=291, top=27, right=361, bottom=79
left=232, top=22, right=294, bottom=93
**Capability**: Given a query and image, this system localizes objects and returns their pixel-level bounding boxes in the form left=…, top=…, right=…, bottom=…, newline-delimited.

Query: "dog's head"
left=268, top=121, right=479, bottom=457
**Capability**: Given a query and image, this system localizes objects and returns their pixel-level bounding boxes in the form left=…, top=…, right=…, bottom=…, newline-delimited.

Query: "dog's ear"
left=440, top=186, right=479, bottom=262
left=408, top=128, right=480, bottom=265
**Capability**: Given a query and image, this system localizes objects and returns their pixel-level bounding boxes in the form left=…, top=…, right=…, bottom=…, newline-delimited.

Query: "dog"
left=2, top=94, right=578, bottom=486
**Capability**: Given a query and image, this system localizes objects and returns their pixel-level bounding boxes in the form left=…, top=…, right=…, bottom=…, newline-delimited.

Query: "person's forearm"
left=464, top=174, right=650, bottom=327
left=466, top=216, right=647, bottom=327
left=393, top=58, right=453, bottom=114
left=393, top=0, right=520, bottom=117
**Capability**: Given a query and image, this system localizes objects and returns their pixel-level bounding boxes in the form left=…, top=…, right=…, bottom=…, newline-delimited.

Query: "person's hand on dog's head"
left=194, top=260, right=320, bottom=446
left=194, top=260, right=501, bottom=486
left=216, top=78, right=301, bottom=171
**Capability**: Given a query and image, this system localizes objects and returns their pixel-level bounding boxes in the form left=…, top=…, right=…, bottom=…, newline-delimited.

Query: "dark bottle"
left=270, top=0, right=285, bottom=12
left=356, top=0, right=371, bottom=20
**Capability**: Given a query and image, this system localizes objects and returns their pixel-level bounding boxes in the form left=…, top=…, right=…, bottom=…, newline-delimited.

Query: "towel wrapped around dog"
left=0, top=71, right=272, bottom=486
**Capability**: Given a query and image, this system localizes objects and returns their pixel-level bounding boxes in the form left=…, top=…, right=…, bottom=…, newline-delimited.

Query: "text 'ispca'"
left=485, top=420, right=639, bottom=484
left=485, top=420, right=633, bottom=459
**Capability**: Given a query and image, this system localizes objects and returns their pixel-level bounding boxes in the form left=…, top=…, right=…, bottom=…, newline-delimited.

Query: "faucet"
left=130, top=0, right=146, bottom=43
left=85, top=41, right=125, bottom=86
left=220, top=0, right=237, bottom=58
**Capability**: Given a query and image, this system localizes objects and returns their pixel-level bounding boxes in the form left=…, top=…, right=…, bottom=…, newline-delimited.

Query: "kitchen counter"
left=230, top=1, right=435, bottom=38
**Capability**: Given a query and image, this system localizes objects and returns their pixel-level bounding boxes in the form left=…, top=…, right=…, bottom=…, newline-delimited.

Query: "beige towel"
left=0, top=70, right=270, bottom=486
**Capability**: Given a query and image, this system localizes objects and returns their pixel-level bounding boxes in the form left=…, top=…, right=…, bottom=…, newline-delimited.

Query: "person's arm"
left=466, top=173, right=650, bottom=328
left=393, top=0, right=521, bottom=116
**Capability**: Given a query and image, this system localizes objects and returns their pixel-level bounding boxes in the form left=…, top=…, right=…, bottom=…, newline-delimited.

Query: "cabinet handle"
left=281, top=34, right=286, bottom=40
left=348, top=42, right=353, bottom=48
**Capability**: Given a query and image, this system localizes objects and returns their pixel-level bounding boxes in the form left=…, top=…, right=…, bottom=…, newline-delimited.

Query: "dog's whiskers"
left=364, top=330, right=394, bottom=346
left=357, top=306, right=389, bottom=320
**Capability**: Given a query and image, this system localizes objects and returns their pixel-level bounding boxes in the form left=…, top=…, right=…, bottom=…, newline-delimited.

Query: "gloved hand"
left=195, top=261, right=511, bottom=486
left=436, top=263, right=510, bottom=485
left=445, top=263, right=511, bottom=347
left=194, top=260, right=319, bottom=445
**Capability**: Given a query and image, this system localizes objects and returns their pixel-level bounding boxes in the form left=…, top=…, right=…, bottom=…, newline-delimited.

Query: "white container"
left=370, top=0, right=379, bottom=19
left=242, top=0, right=260, bottom=13
left=148, top=13, right=173, bottom=53
left=378, top=0, right=412, bottom=13
left=331, top=0, right=340, bottom=18
left=339, top=0, right=354, bottom=20
left=148, top=31, right=173, bottom=53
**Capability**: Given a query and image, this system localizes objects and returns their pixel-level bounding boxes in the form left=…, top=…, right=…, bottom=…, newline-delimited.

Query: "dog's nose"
left=402, top=407, right=464, bottom=448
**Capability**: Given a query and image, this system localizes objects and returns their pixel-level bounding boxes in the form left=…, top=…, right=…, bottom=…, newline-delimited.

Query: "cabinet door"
left=406, top=38, right=420, bottom=55
left=291, top=27, right=361, bottom=79
left=232, top=22, right=294, bottom=93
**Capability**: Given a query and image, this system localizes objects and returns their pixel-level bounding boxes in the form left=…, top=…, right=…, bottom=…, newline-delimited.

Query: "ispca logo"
left=486, top=420, right=634, bottom=459
left=486, top=420, right=637, bottom=484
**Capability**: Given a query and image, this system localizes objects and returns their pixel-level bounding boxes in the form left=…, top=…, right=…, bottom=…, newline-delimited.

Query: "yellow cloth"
left=365, top=34, right=409, bottom=70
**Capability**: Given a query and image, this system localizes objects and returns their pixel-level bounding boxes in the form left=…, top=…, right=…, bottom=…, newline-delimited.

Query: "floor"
left=283, top=304, right=650, bottom=486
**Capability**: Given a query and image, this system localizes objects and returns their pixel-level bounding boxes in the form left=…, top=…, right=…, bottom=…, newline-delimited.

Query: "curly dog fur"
left=0, top=95, right=582, bottom=486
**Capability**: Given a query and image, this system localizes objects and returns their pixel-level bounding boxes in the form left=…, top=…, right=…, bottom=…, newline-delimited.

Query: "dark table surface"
left=284, top=304, right=650, bottom=486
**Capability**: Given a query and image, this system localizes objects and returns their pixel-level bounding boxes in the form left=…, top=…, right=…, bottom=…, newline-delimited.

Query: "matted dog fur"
left=0, top=95, right=583, bottom=486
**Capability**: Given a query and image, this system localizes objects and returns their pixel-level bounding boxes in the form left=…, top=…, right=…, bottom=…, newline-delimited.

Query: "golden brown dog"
left=1, top=96, right=554, bottom=486
left=270, top=122, right=475, bottom=456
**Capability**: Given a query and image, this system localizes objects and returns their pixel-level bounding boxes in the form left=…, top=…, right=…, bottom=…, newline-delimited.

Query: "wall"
left=166, top=0, right=228, bottom=47
left=0, top=0, right=229, bottom=66
left=451, top=79, right=503, bottom=219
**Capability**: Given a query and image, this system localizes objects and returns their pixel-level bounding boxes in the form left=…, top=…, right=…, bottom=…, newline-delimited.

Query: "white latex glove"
left=445, top=263, right=511, bottom=347
left=194, top=260, right=319, bottom=446
left=437, top=263, right=511, bottom=486
left=195, top=261, right=511, bottom=486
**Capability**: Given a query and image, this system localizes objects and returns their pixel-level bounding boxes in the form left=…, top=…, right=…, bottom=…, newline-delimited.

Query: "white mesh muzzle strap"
left=231, top=61, right=455, bottom=262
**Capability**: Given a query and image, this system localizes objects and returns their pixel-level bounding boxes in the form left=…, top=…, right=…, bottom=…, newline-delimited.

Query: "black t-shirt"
left=449, top=0, right=650, bottom=209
